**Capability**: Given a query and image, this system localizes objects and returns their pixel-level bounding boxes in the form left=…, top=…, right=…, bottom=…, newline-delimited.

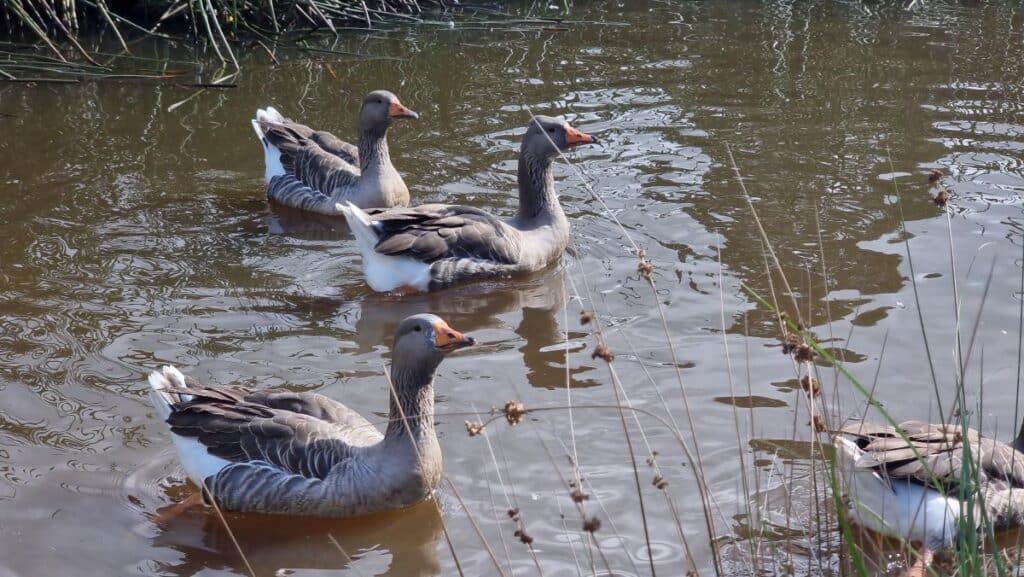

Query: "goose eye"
left=413, top=325, right=422, bottom=332
left=547, top=127, right=555, bottom=133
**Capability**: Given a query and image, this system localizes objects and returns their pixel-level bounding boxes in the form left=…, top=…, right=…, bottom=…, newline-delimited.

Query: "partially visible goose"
left=339, top=115, right=597, bottom=293
left=147, top=314, right=473, bottom=517
left=251, top=90, right=418, bottom=214
left=835, top=420, right=1024, bottom=571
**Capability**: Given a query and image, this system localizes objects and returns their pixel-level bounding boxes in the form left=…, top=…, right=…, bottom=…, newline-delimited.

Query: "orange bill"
left=388, top=100, right=419, bottom=119
left=433, top=319, right=475, bottom=351
left=565, top=124, right=597, bottom=145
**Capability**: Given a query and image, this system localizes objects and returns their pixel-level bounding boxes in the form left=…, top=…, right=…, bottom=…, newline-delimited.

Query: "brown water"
left=2, top=1, right=1024, bottom=575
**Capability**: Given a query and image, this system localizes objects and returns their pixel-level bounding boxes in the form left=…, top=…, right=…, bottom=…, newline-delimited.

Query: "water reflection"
left=152, top=495, right=443, bottom=577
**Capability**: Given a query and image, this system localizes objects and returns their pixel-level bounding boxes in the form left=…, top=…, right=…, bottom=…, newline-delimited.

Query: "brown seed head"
left=933, top=189, right=950, bottom=207
left=507, top=507, right=520, bottom=520
left=652, top=474, right=668, bottom=489
left=782, top=332, right=802, bottom=355
left=638, top=260, right=654, bottom=280
left=800, top=376, right=821, bottom=397
left=464, top=420, right=485, bottom=437
left=582, top=515, right=602, bottom=533
left=514, top=528, right=534, bottom=545
left=928, top=169, right=943, bottom=184
left=812, top=414, right=826, bottom=433
left=794, top=343, right=815, bottom=363
left=504, top=400, right=526, bottom=426
left=580, top=310, right=594, bottom=325
left=592, top=344, right=615, bottom=362
left=570, top=487, right=590, bottom=503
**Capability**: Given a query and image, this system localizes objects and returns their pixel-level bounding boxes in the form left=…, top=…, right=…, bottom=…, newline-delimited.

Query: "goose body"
left=340, top=116, right=597, bottom=292
left=835, top=420, right=1024, bottom=562
left=147, top=314, right=474, bottom=517
left=251, top=90, right=418, bottom=214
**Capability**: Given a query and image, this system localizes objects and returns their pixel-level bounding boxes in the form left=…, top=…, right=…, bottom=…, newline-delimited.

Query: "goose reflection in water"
left=151, top=496, right=443, bottom=577
left=352, top=267, right=598, bottom=389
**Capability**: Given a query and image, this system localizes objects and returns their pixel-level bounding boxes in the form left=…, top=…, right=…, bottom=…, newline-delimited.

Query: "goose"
left=147, top=314, right=473, bottom=517
left=339, top=115, right=597, bottom=293
left=835, top=420, right=1024, bottom=572
left=251, top=90, right=418, bottom=214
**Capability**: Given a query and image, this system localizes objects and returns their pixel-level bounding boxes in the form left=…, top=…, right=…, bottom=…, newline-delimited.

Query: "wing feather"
left=368, top=205, right=520, bottom=264
left=164, top=383, right=381, bottom=480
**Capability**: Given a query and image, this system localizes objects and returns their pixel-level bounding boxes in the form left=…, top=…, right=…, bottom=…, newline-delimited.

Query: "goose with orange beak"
left=340, top=115, right=599, bottom=292
left=147, top=314, right=473, bottom=517
left=252, top=90, right=419, bottom=214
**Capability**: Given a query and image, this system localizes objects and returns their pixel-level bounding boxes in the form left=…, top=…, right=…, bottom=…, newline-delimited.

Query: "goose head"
left=360, top=90, right=419, bottom=133
left=392, top=314, right=475, bottom=376
left=521, top=115, right=597, bottom=160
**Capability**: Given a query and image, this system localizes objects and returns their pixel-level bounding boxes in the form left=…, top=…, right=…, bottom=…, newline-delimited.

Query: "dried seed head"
left=928, top=169, right=943, bottom=184
left=514, top=528, right=534, bottom=545
left=507, top=507, right=520, bottom=520
left=580, top=310, right=594, bottom=325
left=638, top=260, right=654, bottom=280
left=934, top=189, right=951, bottom=207
left=782, top=332, right=802, bottom=355
left=800, top=376, right=821, bottom=397
left=645, top=451, right=659, bottom=466
left=652, top=474, right=668, bottom=489
left=464, top=420, right=485, bottom=437
left=794, top=343, right=815, bottom=363
left=582, top=515, right=602, bottom=533
left=637, top=249, right=646, bottom=259
left=812, top=414, right=826, bottom=433
left=570, top=487, right=590, bottom=503
left=504, top=400, right=526, bottom=426
left=592, top=344, right=615, bottom=362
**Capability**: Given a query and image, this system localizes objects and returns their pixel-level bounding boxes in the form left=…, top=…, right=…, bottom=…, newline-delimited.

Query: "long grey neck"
left=358, top=125, right=393, bottom=176
left=515, top=152, right=562, bottom=224
left=384, top=363, right=436, bottom=442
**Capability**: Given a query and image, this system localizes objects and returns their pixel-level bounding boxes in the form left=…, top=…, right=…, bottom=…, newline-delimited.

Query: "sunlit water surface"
left=2, top=1, right=1024, bottom=575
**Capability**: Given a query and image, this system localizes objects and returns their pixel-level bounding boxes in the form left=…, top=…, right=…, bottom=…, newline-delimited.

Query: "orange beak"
left=564, top=124, right=597, bottom=146
left=388, top=100, right=419, bottom=120
left=433, top=320, right=475, bottom=352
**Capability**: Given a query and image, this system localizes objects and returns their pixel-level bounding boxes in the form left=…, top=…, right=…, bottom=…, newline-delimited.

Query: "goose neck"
left=383, top=363, right=437, bottom=441
left=358, top=125, right=392, bottom=175
left=516, top=152, right=560, bottom=222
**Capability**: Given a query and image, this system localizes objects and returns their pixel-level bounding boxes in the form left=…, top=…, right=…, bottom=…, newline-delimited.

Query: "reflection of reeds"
left=0, top=1, right=571, bottom=81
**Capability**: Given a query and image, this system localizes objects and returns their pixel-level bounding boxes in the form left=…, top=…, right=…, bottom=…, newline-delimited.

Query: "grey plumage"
left=840, top=420, right=1024, bottom=528
left=253, top=90, right=417, bottom=214
left=149, top=314, right=474, bottom=517
left=343, top=116, right=598, bottom=292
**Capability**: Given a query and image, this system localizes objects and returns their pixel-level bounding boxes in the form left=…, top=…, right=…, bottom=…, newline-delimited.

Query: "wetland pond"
left=3, top=1, right=1024, bottom=575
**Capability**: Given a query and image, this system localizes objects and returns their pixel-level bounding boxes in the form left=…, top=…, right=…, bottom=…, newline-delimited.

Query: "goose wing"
left=164, top=383, right=381, bottom=480
left=259, top=121, right=361, bottom=196
left=840, top=420, right=1024, bottom=489
left=368, top=204, right=520, bottom=264
left=258, top=116, right=358, bottom=165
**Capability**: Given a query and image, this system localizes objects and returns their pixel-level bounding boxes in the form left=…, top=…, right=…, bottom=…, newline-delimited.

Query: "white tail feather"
left=147, top=365, right=191, bottom=420
left=252, top=107, right=287, bottom=181
left=146, top=365, right=231, bottom=485
left=339, top=202, right=432, bottom=292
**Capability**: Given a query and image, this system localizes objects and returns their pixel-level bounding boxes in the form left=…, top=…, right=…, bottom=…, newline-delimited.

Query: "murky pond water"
left=2, top=1, right=1024, bottom=575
